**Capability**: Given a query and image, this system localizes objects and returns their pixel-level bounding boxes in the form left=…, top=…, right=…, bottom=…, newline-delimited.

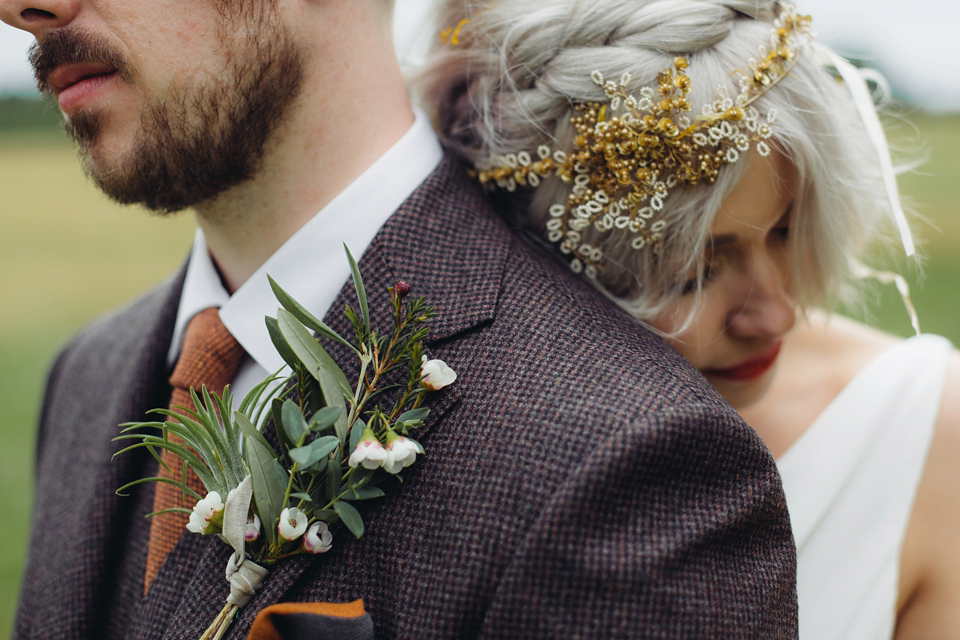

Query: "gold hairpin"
left=440, top=17, right=472, bottom=46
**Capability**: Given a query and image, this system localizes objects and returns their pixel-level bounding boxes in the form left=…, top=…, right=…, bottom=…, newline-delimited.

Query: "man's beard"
left=30, top=15, right=305, bottom=214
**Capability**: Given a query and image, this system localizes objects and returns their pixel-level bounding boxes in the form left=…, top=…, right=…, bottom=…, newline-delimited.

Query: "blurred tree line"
left=0, top=95, right=62, bottom=132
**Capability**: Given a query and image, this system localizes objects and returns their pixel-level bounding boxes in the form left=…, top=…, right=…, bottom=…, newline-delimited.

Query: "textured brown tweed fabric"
left=14, top=155, right=798, bottom=639
left=144, top=308, right=245, bottom=592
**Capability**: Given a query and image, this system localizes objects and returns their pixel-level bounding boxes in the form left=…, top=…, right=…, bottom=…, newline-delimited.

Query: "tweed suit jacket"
left=15, top=155, right=797, bottom=639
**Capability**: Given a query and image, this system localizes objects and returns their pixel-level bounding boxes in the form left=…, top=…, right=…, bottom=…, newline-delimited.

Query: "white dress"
left=776, top=334, right=953, bottom=640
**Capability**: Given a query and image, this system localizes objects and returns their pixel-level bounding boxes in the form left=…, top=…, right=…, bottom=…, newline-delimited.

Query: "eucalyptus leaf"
left=269, top=276, right=357, bottom=354
left=309, top=406, right=342, bottom=433
left=315, top=509, right=339, bottom=523
left=246, top=434, right=288, bottom=548
left=397, top=407, right=430, bottom=429
left=234, top=411, right=274, bottom=454
left=334, top=500, right=365, bottom=539
left=265, top=315, right=302, bottom=373
left=253, top=377, right=288, bottom=427
left=281, top=400, right=310, bottom=444
left=344, top=244, right=370, bottom=336
left=325, top=452, right=342, bottom=502
left=270, top=462, right=290, bottom=503
left=276, top=309, right=353, bottom=445
left=303, top=375, right=325, bottom=418
left=303, top=455, right=328, bottom=476
left=272, top=397, right=295, bottom=456
left=289, top=436, right=339, bottom=469
left=276, top=309, right=354, bottom=408
left=347, top=466, right=375, bottom=490
left=345, top=486, right=385, bottom=501
left=349, top=418, right=366, bottom=452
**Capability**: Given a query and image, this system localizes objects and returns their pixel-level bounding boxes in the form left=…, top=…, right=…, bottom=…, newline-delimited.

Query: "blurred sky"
left=1, top=0, right=958, bottom=110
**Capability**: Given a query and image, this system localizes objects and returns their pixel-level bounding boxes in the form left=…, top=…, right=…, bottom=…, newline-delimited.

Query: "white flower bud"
left=420, top=356, right=457, bottom=391
left=186, top=491, right=224, bottom=534
left=244, top=514, right=261, bottom=542
left=348, top=429, right=388, bottom=470
left=383, top=435, right=421, bottom=474
left=302, top=521, right=333, bottom=554
left=278, top=507, right=308, bottom=541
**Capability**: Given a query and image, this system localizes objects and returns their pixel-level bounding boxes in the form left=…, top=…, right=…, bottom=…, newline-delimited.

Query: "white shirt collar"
left=168, top=108, right=443, bottom=373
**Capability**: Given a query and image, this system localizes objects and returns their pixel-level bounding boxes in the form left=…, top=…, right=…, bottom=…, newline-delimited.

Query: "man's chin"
left=79, top=150, right=189, bottom=214
left=88, top=168, right=193, bottom=214
left=65, top=110, right=103, bottom=150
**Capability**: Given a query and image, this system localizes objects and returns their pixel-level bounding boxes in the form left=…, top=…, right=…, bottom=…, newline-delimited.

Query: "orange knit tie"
left=144, top=308, right=245, bottom=593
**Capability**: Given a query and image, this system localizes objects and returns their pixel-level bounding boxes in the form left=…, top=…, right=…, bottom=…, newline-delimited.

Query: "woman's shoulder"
left=894, top=341, right=960, bottom=637
left=784, top=312, right=904, bottom=395
left=745, top=313, right=901, bottom=454
left=794, top=311, right=901, bottom=364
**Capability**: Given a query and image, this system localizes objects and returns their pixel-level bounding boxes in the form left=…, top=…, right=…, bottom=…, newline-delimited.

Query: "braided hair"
left=416, top=0, right=903, bottom=326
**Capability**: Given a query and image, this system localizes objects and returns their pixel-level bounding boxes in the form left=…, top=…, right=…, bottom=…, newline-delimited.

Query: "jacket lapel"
left=55, top=269, right=185, bottom=638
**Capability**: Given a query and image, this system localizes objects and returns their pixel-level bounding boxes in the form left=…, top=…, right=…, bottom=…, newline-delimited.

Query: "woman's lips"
left=705, top=342, right=783, bottom=382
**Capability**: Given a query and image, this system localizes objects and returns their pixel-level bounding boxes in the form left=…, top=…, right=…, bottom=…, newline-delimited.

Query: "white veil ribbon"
left=816, top=45, right=916, bottom=258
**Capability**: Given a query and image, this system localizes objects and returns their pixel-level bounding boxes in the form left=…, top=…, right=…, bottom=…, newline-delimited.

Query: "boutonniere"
left=116, top=247, right=456, bottom=640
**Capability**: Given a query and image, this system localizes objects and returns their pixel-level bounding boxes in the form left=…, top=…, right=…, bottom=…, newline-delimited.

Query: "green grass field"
left=0, top=112, right=958, bottom=636
left=0, top=130, right=194, bottom=634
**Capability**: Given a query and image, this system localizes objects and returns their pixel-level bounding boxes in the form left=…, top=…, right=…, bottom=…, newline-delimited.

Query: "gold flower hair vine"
left=472, top=4, right=813, bottom=278
left=440, top=17, right=472, bottom=45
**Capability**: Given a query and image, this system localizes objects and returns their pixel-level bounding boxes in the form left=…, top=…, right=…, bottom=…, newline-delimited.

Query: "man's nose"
left=0, top=0, right=79, bottom=36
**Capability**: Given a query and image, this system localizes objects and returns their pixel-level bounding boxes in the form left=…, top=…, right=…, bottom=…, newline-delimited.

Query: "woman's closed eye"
left=681, top=257, right=721, bottom=295
left=772, top=223, right=790, bottom=242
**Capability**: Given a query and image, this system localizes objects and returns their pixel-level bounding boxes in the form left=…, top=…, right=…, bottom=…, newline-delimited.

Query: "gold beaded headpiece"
left=471, top=4, right=813, bottom=277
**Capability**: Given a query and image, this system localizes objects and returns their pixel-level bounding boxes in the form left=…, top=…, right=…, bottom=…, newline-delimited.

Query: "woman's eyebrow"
left=707, top=234, right=737, bottom=249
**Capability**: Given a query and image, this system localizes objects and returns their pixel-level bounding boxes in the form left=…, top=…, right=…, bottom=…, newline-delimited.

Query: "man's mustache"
left=29, top=28, right=133, bottom=95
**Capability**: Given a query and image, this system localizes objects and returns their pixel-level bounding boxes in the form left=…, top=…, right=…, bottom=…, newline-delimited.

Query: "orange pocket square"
left=247, top=600, right=373, bottom=640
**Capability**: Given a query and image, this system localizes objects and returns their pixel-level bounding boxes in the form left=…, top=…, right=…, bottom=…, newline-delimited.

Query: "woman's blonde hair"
left=415, top=0, right=908, bottom=327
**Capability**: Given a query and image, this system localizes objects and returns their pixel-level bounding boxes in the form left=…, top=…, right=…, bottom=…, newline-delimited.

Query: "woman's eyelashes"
left=773, top=205, right=793, bottom=242
left=681, top=261, right=716, bottom=295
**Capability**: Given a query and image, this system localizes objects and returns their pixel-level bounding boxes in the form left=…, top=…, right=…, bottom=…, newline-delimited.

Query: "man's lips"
left=47, top=62, right=116, bottom=95
left=705, top=342, right=783, bottom=382
left=47, top=63, right=118, bottom=113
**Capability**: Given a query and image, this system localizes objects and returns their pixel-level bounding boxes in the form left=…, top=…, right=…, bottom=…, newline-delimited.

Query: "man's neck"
left=193, top=4, right=414, bottom=294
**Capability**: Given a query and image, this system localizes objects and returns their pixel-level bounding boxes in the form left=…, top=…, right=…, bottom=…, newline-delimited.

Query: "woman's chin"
left=705, top=370, right=776, bottom=412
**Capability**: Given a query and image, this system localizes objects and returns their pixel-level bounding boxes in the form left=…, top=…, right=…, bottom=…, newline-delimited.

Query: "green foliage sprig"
left=113, top=246, right=454, bottom=639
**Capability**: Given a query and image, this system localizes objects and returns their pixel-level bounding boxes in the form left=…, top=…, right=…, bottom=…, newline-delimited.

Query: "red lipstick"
left=706, top=342, right=782, bottom=382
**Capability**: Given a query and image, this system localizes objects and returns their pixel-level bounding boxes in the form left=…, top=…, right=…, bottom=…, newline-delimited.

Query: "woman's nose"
left=726, top=254, right=796, bottom=340
left=0, top=0, right=79, bottom=36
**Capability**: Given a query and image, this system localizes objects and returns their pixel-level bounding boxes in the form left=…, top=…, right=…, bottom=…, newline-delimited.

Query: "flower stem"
left=346, top=353, right=372, bottom=428
left=199, top=602, right=238, bottom=640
